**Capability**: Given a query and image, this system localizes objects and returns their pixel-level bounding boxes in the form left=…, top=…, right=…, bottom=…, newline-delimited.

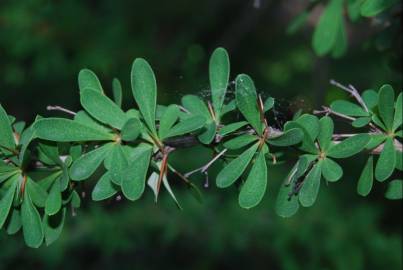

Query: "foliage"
left=288, top=0, right=401, bottom=58
left=0, top=47, right=401, bottom=248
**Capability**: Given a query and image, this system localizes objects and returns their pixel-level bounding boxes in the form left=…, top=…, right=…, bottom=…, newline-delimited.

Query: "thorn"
left=203, top=171, right=209, bottom=188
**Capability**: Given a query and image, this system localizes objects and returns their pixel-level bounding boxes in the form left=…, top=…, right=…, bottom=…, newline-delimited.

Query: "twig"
left=313, top=106, right=356, bottom=121
left=0, top=144, right=19, bottom=156
left=330, top=80, right=369, bottom=112
left=314, top=106, right=381, bottom=132
left=47, top=105, right=76, bottom=116
left=332, top=133, right=357, bottom=139
left=185, top=148, right=228, bottom=178
left=178, top=105, right=190, bottom=114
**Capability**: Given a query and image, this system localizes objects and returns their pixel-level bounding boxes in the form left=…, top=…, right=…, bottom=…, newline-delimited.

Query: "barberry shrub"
left=0, top=48, right=401, bottom=248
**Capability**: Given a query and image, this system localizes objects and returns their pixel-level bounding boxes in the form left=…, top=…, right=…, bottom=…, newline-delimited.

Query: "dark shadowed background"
left=0, top=0, right=401, bottom=269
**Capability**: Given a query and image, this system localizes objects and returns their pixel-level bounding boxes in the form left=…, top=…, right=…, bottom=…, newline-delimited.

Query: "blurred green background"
left=0, top=0, right=401, bottom=269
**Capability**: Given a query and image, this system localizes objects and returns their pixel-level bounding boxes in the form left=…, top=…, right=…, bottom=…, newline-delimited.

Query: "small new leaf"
left=385, top=179, right=402, bottom=200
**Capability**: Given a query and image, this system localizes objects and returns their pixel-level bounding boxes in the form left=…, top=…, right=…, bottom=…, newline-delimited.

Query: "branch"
left=185, top=148, right=228, bottom=178
left=330, top=79, right=369, bottom=112
left=313, top=106, right=356, bottom=121
left=47, top=105, right=76, bottom=116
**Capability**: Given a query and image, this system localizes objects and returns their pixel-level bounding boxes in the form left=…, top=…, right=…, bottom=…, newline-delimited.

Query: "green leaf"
left=352, top=117, right=371, bottom=128
left=393, top=92, right=402, bottom=131
left=385, top=179, right=402, bottom=200
left=26, top=178, right=48, bottom=208
left=327, top=134, right=370, bottom=158
left=218, top=121, right=248, bottom=136
left=198, top=121, right=217, bottom=144
left=268, top=128, right=303, bottom=147
left=38, top=142, right=61, bottom=166
left=321, top=158, right=343, bottom=182
left=223, top=134, right=258, bottom=150
left=375, top=138, right=396, bottom=181
left=121, top=148, right=152, bottom=201
left=264, top=97, right=275, bottom=112
left=121, top=118, right=141, bottom=142
left=126, top=109, right=141, bottom=121
left=70, top=143, right=113, bottom=181
left=81, top=88, right=127, bottom=129
left=357, top=156, right=374, bottom=196
left=360, top=0, right=399, bottom=17
left=60, top=166, right=70, bottom=192
left=43, top=208, right=66, bottom=246
left=159, top=104, right=180, bottom=140
left=131, top=58, right=157, bottom=135
left=6, top=209, right=21, bottom=235
left=109, top=145, right=129, bottom=185
left=331, top=17, right=347, bottom=58
left=366, top=134, right=387, bottom=150
left=295, top=114, right=320, bottom=141
left=162, top=175, right=182, bottom=210
left=181, top=95, right=211, bottom=120
left=71, top=190, right=81, bottom=208
left=239, top=151, right=267, bottom=209
left=362, top=89, right=378, bottom=109
left=299, top=162, right=322, bottom=207
left=330, top=100, right=368, bottom=117
left=378, top=84, right=395, bottom=131
left=286, top=11, right=309, bottom=35
left=18, top=125, right=35, bottom=163
left=296, top=155, right=317, bottom=184
left=216, top=143, right=259, bottom=188
left=284, top=121, right=318, bottom=154
left=347, top=0, right=365, bottom=21
left=396, top=150, right=402, bottom=171
left=21, top=192, right=44, bottom=248
left=0, top=179, right=17, bottom=229
left=210, top=47, right=230, bottom=118
left=235, top=74, right=262, bottom=135
left=45, top=179, right=62, bottom=216
left=13, top=121, right=25, bottom=134
left=0, top=169, right=19, bottom=184
left=74, top=111, right=111, bottom=133
left=112, top=78, right=123, bottom=107
left=318, top=116, right=334, bottom=150
left=372, top=114, right=387, bottom=130
left=34, top=118, right=115, bottom=142
left=0, top=104, right=16, bottom=153
left=91, top=172, right=118, bottom=201
left=164, top=115, right=205, bottom=138
left=37, top=172, right=61, bottom=192
left=275, top=163, right=300, bottom=218
left=78, top=69, right=103, bottom=93
left=312, top=0, right=344, bottom=55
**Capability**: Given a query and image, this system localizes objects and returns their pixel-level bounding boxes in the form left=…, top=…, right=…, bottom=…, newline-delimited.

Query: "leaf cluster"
left=0, top=47, right=401, bottom=248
